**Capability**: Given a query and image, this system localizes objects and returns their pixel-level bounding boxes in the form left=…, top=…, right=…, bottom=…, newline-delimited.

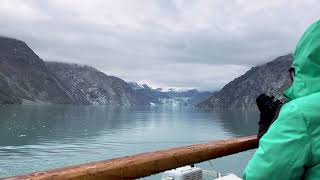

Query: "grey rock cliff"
left=197, top=54, right=293, bottom=109
left=46, top=62, right=149, bottom=106
left=0, top=36, right=148, bottom=106
left=0, top=36, right=88, bottom=104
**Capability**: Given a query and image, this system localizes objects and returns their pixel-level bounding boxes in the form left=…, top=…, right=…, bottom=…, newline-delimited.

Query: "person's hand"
left=256, top=94, right=282, bottom=140
left=256, top=94, right=281, bottom=114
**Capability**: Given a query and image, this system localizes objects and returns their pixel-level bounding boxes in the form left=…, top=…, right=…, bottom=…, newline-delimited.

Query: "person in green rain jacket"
left=243, top=20, right=320, bottom=180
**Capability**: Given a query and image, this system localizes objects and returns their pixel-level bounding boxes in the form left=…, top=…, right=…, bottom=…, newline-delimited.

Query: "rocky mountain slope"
left=129, top=82, right=212, bottom=106
left=0, top=36, right=148, bottom=106
left=46, top=62, right=149, bottom=106
left=197, top=54, right=293, bottom=109
left=0, top=36, right=89, bottom=104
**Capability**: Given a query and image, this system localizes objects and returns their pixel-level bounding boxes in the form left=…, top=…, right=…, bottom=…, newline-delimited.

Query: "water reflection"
left=214, top=109, right=259, bottom=137
left=0, top=105, right=259, bottom=178
left=0, top=105, right=120, bottom=146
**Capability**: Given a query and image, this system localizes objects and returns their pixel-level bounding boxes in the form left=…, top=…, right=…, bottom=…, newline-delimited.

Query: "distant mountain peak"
left=128, top=81, right=213, bottom=106
left=128, top=82, right=149, bottom=90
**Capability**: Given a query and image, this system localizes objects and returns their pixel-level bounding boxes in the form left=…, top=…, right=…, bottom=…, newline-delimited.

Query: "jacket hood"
left=284, top=20, right=320, bottom=101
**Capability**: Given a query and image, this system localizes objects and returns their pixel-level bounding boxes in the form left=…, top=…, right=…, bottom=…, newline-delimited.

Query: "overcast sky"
left=0, top=0, right=318, bottom=91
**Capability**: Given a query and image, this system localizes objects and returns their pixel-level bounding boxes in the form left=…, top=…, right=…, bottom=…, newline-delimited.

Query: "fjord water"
left=0, top=105, right=258, bottom=179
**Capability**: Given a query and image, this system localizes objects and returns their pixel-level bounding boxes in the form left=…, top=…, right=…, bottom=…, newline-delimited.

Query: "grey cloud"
left=0, top=0, right=319, bottom=90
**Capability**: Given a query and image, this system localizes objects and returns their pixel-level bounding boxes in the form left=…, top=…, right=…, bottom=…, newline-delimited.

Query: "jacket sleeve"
left=243, top=103, right=312, bottom=180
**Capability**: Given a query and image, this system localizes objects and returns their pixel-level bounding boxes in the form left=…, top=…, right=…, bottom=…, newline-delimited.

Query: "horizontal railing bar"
left=3, top=136, right=258, bottom=180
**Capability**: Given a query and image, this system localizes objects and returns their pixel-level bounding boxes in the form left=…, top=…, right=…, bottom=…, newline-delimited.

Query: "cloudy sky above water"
left=0, top=1, right=319, bottom=91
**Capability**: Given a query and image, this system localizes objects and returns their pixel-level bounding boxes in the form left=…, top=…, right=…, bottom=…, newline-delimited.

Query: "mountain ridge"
left=0, top=36, right=292, bottom=108
left=46, top=62, right=149, bottom=106
left=0, top=36, right=89, bottom=104
left=0, top=36, right=148, bottom=106
left=197, top=54, right=293, bottom=109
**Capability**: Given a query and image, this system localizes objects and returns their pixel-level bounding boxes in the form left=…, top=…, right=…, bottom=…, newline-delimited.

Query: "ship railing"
left=3, top=136, right=258, bottom=180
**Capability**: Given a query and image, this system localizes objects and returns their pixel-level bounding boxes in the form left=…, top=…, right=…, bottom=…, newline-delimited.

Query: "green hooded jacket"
left=243, top=20, right=320, bottom=180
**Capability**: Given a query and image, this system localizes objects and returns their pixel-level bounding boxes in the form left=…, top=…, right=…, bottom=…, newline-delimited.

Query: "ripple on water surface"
left=0, top=105, right=258, bottom=179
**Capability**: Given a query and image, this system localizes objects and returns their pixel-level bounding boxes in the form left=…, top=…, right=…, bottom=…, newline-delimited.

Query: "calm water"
left=0, top=105, right=259, bottom=179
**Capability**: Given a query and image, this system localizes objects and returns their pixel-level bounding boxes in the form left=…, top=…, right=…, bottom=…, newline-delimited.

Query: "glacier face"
left=128, top=82, right=213, bottom=106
